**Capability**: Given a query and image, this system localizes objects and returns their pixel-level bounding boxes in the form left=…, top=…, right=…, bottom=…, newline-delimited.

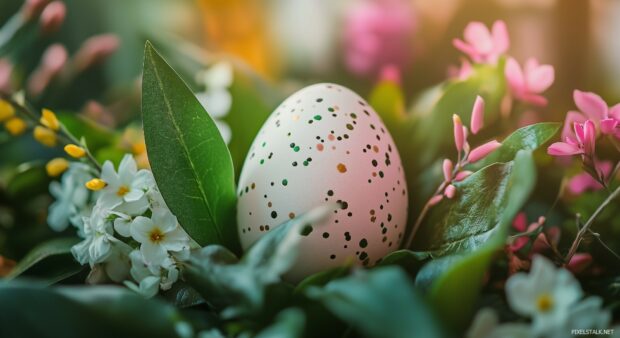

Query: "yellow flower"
left=0, top=100, right=15, bottom=122
left=64, top=144, right=86, bottom=158
left=33, top=126, right=57, bottom=147
left=46, top=158, right=69, bottom=177
left=85, top=178, right=106, bottom=191
left=4, top=117, right=27, bottom=136
left=40, top=108, right=60, bottom=131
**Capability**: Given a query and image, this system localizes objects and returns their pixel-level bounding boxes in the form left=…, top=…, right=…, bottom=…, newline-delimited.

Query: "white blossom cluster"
left=48, top=154, right=191, bottom=297
left=467, top=256, right=613, bottom=338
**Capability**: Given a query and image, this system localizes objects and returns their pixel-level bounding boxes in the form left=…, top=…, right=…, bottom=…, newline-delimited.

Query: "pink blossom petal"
left=609, top=103, right=620, bottom=120
left=600, top=118, right=618, bottom=135
left=568, top=172, right=602, bottom=195
left=470, top=95, right=485, bottom=134
left=573, top=90, right=607, bottom=121
left=452, top=39, right=480, bottom=62
left=547, top=142, right=583, bottom=156
left=526, top=63, right=554, bottom=93
left=583, top=120, right=596, bottom=155
left=573, top=122, right=586, bottom=144
left=464, top=22, right=494, bottom=54
left=505, top=57, right=525, bottom=94
left=521, top=93, right=548, bottom=107
left=468, top=140, right=501, bottom=163
left=561, top=111, right=587, bottom=142
left=510, top=236, right=529, bottom=252
left=379, top=64, right=401, bottom=84
left=491, top=20, right=510, bottom=55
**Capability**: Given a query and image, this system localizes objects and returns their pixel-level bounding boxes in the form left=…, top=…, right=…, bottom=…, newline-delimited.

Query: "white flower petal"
left=100, top=161, right=120, bottom=187
left=130, top=216, right=153, bottom=243
left=203, top=62, right=233, bottom=88
left=505, top=272, right=538, bottom=316
left=140, top=241, right=168, bottom=266
left=118, top=154, right=138, bottom=181
left=203, top=89, right=232, bottom=118
left=152, top=209, right=178, bottom=233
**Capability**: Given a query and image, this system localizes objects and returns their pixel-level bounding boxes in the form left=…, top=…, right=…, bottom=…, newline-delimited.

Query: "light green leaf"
left=413, top=151, right=536, bottom=330
left=6, top=237, right=82, bottom=284
left=307, top=267, right=444, bottom=338
left=142, top=42, right=238, bottom=250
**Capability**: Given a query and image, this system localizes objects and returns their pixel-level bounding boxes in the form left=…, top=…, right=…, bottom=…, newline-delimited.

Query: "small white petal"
left=130, top=216, right=153, bottom=244
left=140, top=241, right=168, bottom=266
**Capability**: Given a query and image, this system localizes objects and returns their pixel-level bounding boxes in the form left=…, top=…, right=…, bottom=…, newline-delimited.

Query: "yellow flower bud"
left=64, top=144, right=86, bottom=158
left=4, top=117, right=27, bottom=136
left=33, top=126, right=57, bottom=147
left=0, top=100, right=15, bottom=122
left=40, top=108, right=60, bottom=131
left=85, top=178, right=106, bottom=191
left=46, top=158, right=69, bottom=177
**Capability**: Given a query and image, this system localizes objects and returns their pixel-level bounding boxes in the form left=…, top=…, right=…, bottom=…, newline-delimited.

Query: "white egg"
left=236, top=83, right=408, bottom=281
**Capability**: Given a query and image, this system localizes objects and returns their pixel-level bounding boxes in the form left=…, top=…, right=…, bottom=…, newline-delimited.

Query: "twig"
left=565, top=185, right=620, bottom=263
left=587, top=229, right=620, bottom=261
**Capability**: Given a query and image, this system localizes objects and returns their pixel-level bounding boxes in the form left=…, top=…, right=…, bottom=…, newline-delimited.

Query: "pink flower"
left=379, top=64, right=401, bottom=84
left=567, top=161, right=613, bottom=195
left=468, top=140, right=501, bottom=163
left=548, top=120, right=596, bottom=157
left=571, top=90, right=620, bottom=137
left=442, top=159, right=453, bottom=182
left=453, top=20, right=509, bottom=64
left=444, top=184, right=456, bottom=199
left=470, top=95, right=485, bottom=134
left=343, top=0, right=416, bottom=77
left=504, top=57, right=554, bottom=106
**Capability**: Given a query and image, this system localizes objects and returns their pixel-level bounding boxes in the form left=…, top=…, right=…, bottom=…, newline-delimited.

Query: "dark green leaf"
left=414, top=151, right=536, bottom=330
left=0, top=283, right=184, bottom=338
left=294, top=264, right=352, bottom=294
left=142, top=42, right=238, bottom=250
left=184, top=205, right=332, bottom=318
left=254, top=308, right=305, bottom=338
left=5, top=162, right=51, bottom=199
left=377, top=249, right=429, bottom=278
left=6, top=237, right=81, bottom=284
left=307, top=267, right=443, bottom=338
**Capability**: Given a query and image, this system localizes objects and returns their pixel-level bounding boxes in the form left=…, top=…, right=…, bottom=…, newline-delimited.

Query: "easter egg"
left=236, top=83, right=408, bottom=280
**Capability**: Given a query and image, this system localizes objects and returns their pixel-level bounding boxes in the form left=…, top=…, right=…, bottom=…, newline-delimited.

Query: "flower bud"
left=33, top=126, right=57, bottom=147
left=0, top=99, right=15, bottom=122
left=454, top=170, right=473, bottom=182
left=428, top=194, right=444, bottom=207
left=40, top=108, right=60, bottom=131
left=39, top=1, right=66, bottom=34
left=442, top=159, right=453, bottom=182
left=74, top=34, right=120, bottom=72
left=468, top=140, right=501, bottom=163
left=444, top=184, right=456, bottom=199
left=64, top=144, right=86, bottom=158
left=85, top=178, right=106, bottom=191
left=46, top=158, right=69, bottom=177
left=4, top=117, right=27, bottom=135
left=470, top=95, right=485, bottom=134
left=453, top=114, right=465, bottom=152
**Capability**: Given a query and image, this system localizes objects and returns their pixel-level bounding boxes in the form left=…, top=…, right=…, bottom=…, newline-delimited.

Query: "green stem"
left=564, top=185, right=620, bottom=263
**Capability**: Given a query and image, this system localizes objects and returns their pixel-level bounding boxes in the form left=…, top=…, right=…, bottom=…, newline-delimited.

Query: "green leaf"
left=472, top=122, right=560, bottom=168
left=307, top=267, right=444, bottom=338
left=377, top=249, right=429, bottom=278
left=184, top=205, right=332, bottom=318
left=5, top=162, right=50, bottom=199
left=254, top=308, right=305, bottom=338
left=294, top=264, right=352, bottom=294
left=414, top=151, right=536, bottom=330
left=0, top=283, right=184, bottom=338
left=141, top=42, right=238, bottom=250
left=368, top=79, right=408, bottom=135
left=6, top=237, right=82, bottom=284
left=408, top=62, right=507, bottom=168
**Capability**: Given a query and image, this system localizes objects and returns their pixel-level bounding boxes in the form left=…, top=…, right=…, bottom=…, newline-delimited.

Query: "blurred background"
left=1, top=0, right=620, bottom=259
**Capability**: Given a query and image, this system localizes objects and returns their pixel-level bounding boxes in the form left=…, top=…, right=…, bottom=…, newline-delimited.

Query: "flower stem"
left=564, top=185, right=620, bottom=263
left=1, top=94, right=102, bottom=171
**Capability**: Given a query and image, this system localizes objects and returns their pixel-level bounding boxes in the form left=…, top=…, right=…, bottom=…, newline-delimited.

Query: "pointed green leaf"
left=141, top=42, right=238, bottom=250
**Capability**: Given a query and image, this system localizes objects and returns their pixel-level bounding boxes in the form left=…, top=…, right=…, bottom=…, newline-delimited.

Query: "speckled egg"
left=236, top=83, right=408, bottom=281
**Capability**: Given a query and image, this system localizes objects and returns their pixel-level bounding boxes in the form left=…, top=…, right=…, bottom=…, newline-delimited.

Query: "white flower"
left=71, top=205, right=116, bottom=265
left=506, top=255, right=583, bottom=336
left=48, top=163, right=94, bottom=232
left=130, top=208, right=190, bottom=265
left=551, top=296, right=612, bottom=338
left=98, top=154, right=155, bottom=209
left=125, top=250, right=179, bottom=298
left=196, top=61, right=233, bottom=144
left=466, top=308, right=531, bottom=338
